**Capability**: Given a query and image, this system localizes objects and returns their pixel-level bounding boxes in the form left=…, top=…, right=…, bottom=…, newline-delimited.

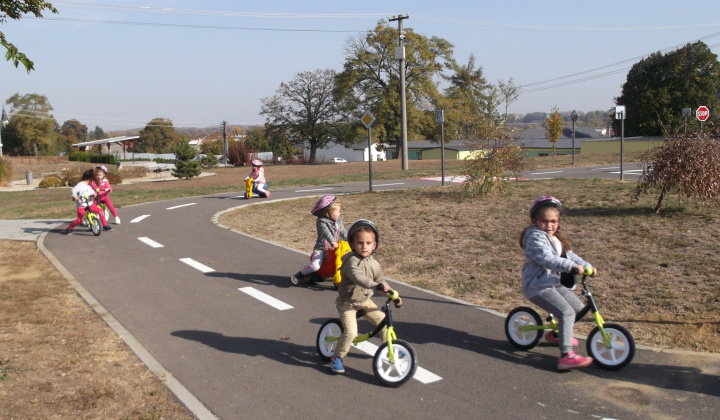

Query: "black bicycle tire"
left=586, top=323, right=635, bottom=370
left=505, top=306, right=543, bottom=350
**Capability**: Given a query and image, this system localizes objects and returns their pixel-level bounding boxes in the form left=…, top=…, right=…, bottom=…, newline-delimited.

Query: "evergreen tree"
left=172, top=140, right=201, bottom=179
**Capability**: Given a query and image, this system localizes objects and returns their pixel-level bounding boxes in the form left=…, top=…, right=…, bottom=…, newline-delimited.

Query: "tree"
left=88, top=125, right=106, bottom=140
left=633, top=134, right=720, bottom=213
left=60, top=119, right=87, bottom=143
left=260, top=69, right=345, bottom=163
left=616, top=41, right=720, bottom=136
left=545, top=107, right=563, bottom=156
left=3, top=93, right=57, bottom=155
left=171, top=140, right=201, bottom=179
left=498, top=78, right=521, bottom=122
left=334, top=22, right=455, bottom=156
left=199, top=138, right=224, bottom=156
left=137, top=118, right=182, bottom=153
left=1, top=1, right=58, bottom=72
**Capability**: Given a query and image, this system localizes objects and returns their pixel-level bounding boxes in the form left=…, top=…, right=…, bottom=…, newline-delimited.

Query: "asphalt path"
left=42, top=165, right=719, bottom=419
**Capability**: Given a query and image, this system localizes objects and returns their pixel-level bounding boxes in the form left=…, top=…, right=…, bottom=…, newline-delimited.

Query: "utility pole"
left=221, top=121, right=228, bottom=166
left=389, top=13, right=410, bottom=170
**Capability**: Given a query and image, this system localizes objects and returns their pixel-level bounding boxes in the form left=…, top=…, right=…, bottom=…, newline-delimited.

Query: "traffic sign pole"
left=436, top=110, right=445, bottom=186
left=361, top=111, right=376, bottom=192
left=696, top=106, right=710, bottom=134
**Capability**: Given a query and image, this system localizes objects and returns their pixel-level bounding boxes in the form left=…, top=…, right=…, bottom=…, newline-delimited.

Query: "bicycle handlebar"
left=571, top=266, right=594, bottom=276
left=376, top=284, right=401, bottom=307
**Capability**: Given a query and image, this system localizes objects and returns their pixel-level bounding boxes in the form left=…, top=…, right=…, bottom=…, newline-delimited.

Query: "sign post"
left=571, top=110, right=579, bottom=165
left=615, top=106, right=626, bottom=181
left=682, top=107, right=691, bottom=135
left=436, top=110, right=445, bottom=185
left=361, top=111, right=376, bottom=192
left=696, top=106, right=710, bottom=133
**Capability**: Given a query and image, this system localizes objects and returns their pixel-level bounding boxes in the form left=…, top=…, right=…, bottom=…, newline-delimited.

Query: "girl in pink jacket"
left=90, top=165, right=120, bottom=224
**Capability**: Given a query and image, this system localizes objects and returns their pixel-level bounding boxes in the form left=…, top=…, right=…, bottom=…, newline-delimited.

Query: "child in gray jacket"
left=291, top=195, right=347, bottom=285
left=520, top=196, right=597, bottom=370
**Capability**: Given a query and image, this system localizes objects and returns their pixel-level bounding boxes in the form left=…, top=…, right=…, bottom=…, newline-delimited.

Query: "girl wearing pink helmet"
left=290, top=195, right=348, bottom=285
left=245, top=159, right=269, bottom=198
left=90, top=165, right=120, bottom=224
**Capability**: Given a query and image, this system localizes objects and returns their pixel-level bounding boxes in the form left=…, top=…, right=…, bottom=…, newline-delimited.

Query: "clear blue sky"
left=2, top=0, right=719, bottom=130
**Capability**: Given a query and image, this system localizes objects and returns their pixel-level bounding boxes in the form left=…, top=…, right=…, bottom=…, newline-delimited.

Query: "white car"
left=331, top=157, right=347, bottom=163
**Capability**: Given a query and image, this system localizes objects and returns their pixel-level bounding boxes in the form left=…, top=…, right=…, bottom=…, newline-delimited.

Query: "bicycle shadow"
left=395, top=320, right=720, bottom=397
left=170, top=329, right=378, bottom=384
left=204, top=271, right=336, bottom=292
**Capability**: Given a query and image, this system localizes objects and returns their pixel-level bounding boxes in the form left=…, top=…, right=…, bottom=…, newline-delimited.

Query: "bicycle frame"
left=519, top=276, right=614, bottom=349
left=324, top=292, right=401, bottom=363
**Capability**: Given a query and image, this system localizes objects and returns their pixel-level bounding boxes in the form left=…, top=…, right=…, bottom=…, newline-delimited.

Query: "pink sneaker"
left=557, top=351, right=593, bottom=370
left=545, top=331, right=579, bottom=347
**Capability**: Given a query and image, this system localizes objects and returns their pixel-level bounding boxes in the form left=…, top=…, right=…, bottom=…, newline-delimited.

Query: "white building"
left=304, top=142, right=387, bottom=162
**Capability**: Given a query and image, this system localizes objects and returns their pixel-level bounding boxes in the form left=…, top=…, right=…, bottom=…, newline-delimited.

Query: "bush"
left=39, top=175, right=64, bottom=188
left=633, top=133, right=720, bottom=213
left=68, top=151, right=116, bottom=165
left=0, top=156, right=12, bottom=187
left=67, top=175, right=82, bottom=186
left=105, top=170, right=123, bottom=185
left=62, top=167, right=83, bottom=185
left=199, top=154, right=218, bottom=168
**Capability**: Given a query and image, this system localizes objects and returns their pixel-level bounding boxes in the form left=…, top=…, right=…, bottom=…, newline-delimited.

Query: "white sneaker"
left=114, top=216, right=121, bottom=225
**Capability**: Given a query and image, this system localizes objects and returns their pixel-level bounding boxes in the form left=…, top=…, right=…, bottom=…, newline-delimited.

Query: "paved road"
left=36, top=166, right=719, bottom=419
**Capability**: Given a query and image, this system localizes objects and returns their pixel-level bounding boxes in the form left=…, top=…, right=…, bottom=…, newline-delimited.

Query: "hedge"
left=69, top=151, right=116, bottom=165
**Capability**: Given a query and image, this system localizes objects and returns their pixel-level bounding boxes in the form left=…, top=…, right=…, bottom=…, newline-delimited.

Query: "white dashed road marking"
left=130, top=215, right=151, bottom=223
left=179, top=258, right=215, bottom=273
left=353, top=341, right=443, bottom=384
left=138, top=237, right=164, bottom=248
left=531, top=170, right=563, bottom=175
left=295, top=187, right=334, bottom=192
left=167, top=203, right=197, bottom=210
left=373, top=182, right=406, bottom=187
left=238, top=287, right=293, bottom=311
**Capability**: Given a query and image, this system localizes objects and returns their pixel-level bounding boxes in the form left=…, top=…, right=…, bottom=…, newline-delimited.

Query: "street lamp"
left=570, top=110, right=578, bottom=165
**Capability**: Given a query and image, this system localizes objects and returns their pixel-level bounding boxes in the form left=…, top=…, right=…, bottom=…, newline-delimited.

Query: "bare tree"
left=498, top=78, right=521, bottom=122
left=261, top=69, right=345, bottom=163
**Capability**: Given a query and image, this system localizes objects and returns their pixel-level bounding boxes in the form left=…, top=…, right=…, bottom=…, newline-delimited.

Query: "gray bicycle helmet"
left=347, top=219, right=379, bottom=251
left=530, top=195, right=563, bottom=219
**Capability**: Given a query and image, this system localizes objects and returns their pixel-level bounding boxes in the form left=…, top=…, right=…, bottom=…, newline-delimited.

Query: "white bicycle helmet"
left=251, top=159, right=263, bottom=167
left=530, top=195, right=563, bottom=219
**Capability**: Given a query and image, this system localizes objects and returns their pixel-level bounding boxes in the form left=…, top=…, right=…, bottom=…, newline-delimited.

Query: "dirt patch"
left=219, top=178, right=720, bottom=353
left=0, top=240, right=193, bottom=419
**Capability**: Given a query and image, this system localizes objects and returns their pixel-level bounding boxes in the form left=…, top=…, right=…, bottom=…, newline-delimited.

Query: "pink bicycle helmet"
left=251, top=159, right=263, bottom=167
left=96, top=165, right=108, bottom=173
left=530, top=195, right=562, bottom=218
left=311, top=195, right=336, bottom=216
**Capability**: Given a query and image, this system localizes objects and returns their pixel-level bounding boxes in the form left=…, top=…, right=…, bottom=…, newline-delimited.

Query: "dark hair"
left=519, top=205, right=571, bottom=251
left=82, top=168, right=95, bottom=182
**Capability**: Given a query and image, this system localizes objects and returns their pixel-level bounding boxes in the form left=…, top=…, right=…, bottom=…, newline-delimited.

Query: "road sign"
left=696, top=106, right=710, bottom=122
left=435, top=110, right=444, bottom=124
left=361, top=111, right=375, bottom=128
left=615, top=105, right=626, bottom=120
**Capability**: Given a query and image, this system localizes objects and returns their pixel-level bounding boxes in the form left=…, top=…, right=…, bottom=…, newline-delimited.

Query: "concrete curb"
left=36, top=228, right=218, bottom=420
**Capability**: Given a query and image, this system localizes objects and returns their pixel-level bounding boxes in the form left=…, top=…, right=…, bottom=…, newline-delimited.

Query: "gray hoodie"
left=313, top=217, right=347, bottom=253
left=521, top=226, right=590, bottom=299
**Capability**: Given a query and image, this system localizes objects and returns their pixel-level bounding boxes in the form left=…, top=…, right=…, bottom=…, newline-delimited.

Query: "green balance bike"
left=505, top=268, right=635, bottom=370
left=316, top=289, right=418, bottom=387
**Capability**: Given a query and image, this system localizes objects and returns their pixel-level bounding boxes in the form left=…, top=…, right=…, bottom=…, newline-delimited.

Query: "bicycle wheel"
left=505, top=307, right=543, bottom=350
left=89, top=214, right=102, bottom=236
left=373, top=340, right=417, bottom=387
left=316, top=319, right=343, bottom=361
left=586, top=323, right=635, bottom=370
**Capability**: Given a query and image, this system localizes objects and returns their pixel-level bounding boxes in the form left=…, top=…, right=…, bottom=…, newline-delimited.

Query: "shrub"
left=105, top=170, right=123, bottom=185
left=39, top=175, right=64, bottom=188
left=68, top=151, right=115, bottom=165
left=199, top=154, right=218, bottom=168
left=61, top=167, right=83, bottom=185
left=67, top=175, right=82, bottom=186
left=0, top=156, right=12, bottom=187
left=633, top=133, right=720, bottom=213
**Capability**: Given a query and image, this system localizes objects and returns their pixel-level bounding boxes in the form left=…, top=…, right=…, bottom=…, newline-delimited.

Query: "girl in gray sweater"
left=520, top=196, right=597, bottom=370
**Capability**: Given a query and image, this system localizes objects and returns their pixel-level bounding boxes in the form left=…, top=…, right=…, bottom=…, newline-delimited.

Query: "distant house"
left=303, top=142, right=387, bottom=162
left=386, top=140, right=470, bottom=160
left=514, top=127, right=606, bottom=156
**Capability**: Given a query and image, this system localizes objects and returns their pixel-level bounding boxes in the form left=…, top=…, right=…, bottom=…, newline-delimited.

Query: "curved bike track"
left=38, top=168, right=720, bottom=419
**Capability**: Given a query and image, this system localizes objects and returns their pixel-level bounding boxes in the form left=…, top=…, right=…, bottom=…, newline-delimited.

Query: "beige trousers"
left=334, top=299, right=386, bottom=359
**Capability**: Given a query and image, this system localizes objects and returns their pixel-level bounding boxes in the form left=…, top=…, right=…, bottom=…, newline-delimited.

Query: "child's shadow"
left=205, top=271, right=335, bottom=291
left=170, top=329, right=377, bottom=383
